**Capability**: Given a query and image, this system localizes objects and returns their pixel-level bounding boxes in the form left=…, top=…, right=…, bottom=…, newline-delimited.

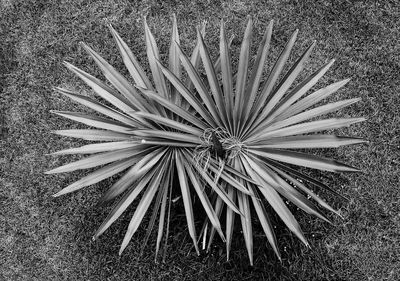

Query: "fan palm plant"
left=47, top=15, right=366, bottom=264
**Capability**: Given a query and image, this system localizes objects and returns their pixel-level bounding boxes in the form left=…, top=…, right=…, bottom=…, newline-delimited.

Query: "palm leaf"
left=53, top=157, right=137, bottom=196
left=225, top=185, right=236, bottom=260
left=268, top=165, right=342, bottom=217
left=264, top=159, right=348, bottom=200
left=51, top=111, right=133, bottom=133
left=175, top=150, right=200, bottom=254
left=206, top=193, right=225, bottom=251
left=143, top=18, right=169, bottom=99
left=46, top=147, right=144, bottom=174
left=156, top=60, right=218, bottom=127
left=197, top=28, right=229, bottom=127
left=242, top=20, right=274, bottom=121
left=235, top=158, right=253, bottom=264
left=52, top=129, right=131, bottom=141
left=63, top=62, right=134, bottom=113
left=241, top=156, right=309, bottom=246
left=262, top=98, right=362, bottom=132
left=263, top=59, right=335, bottom=123
left=51, top=141, right=137, bottom=155
left=119, top=155, right=169, bottom=254
left=248, top=185, right=281, bottom=260
left=108, top=24, right=153, bottom=90
left=278, top=78, right=351, bottom=120
left=234, top=17, right=253, bottom=134
left=129, top=129, right=201, bottom=144
left=93, top=163, right=160, bottom=240
left=219, top=20, right=234, bottom=130
left=249, top=148, right=359, bottom=172
left=132, top=111, right=203, bottom=135
left=185, top=21, right=206, bottom=93
left=185, top=163, right=225, bottom=241
left=155, top=170, right=170, bottom=257
left=250, top=29, right=298, bottom=120
left=247, top=117, right=365, bottom=142
left=100, top=148, right=166, bottom=202
left=136, top=86, right=208, bottom=129
left=81, top=42, right=150, bottom=112
left=55, top=87, right=142, bottom=127
left=174, top=42, right=223, bottom=125
left=169, top=13, right=182, bottom=105
left=253, top=42, right=316, bottom=126
left=250, top=134, right=366, bottom=149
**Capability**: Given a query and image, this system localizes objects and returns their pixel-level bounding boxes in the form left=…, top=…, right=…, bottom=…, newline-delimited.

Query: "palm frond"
left=47, top=16, right=366, bottom=264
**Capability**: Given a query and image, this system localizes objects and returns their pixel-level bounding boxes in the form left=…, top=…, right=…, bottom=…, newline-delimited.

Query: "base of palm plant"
left=47, top=15, right=366, bottom=264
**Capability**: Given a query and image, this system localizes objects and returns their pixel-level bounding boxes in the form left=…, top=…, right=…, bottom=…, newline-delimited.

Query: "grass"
left=1, top=0, right=399, bottom=280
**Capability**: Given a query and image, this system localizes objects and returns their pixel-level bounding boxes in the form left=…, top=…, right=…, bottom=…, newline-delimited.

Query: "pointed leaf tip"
left=52, top=192, right=61, bottom=197
left=62, top=61, right=72, bottom=68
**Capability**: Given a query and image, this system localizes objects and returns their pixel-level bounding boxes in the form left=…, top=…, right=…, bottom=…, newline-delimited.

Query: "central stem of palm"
left=195, top=128, right=245, bottom=167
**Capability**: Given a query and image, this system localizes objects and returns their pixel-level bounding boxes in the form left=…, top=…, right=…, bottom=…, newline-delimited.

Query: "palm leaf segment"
left=47, top=15, right=366, bottom=264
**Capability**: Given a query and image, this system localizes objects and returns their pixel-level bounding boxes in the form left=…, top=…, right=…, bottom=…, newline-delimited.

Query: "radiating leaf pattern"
left=47, top=15, right=366, bottom=264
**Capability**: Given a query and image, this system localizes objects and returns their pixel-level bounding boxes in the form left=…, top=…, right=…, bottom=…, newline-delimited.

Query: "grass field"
left=1, top=0, right=399, bottom=280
